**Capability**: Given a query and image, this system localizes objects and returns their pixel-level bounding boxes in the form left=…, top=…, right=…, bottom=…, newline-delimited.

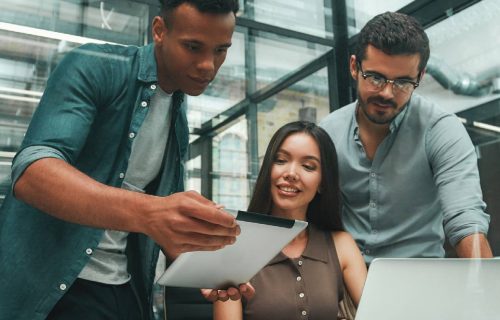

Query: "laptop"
left=355, top=258, right=500, bottom=320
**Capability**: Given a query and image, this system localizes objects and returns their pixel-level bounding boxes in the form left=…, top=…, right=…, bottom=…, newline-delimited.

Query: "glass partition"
left=0, top=1, right=149, bottom=204
left=256, top=67, right=329, bottom=161
left=240, top=0, right=334, bottom=39
left=0, top=0, right=148, bottom=45
left=212, top=117, right=249, bottom=210
left=185, top=154, right=202, bottom=192
left=254, top=31, right=330, bottom=91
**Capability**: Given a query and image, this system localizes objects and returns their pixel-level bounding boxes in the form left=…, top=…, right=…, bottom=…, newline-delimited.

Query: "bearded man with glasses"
left=320, top=12, right=492, bottom=265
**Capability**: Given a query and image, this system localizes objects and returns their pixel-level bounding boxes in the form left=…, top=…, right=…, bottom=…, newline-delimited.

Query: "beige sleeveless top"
left=243, top=224, right=344, bottom=320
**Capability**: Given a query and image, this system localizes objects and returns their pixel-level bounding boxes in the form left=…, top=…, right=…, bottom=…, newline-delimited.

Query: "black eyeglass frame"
left=356, top=60, right=421, bottom=93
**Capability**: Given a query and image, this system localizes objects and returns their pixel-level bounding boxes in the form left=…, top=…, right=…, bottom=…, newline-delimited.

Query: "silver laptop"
left=355, top=258, right=500, bottom=320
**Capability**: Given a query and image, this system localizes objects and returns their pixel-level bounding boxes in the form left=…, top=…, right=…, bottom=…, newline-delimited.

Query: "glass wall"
left=253, top=31, right=330, bottom=91
left=212, top=117, right=249, bottom=210
left=256, top=67, right=330, bottom=162
left=240, top=0, right=334, bottom=38
left=0, top=0, right=149, bottom=204
left=0, top=0, right=148, bottom=45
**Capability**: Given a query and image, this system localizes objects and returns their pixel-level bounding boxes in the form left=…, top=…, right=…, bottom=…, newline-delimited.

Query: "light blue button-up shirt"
left=320, top=94, right=490, bottom=263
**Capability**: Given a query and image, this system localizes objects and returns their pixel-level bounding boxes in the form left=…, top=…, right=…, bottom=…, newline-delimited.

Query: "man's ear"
left=152, top=16, right=166, bottom=45
left=418, top=68, right=426, bottom=82
left=349, top=55, right=358, bottom=80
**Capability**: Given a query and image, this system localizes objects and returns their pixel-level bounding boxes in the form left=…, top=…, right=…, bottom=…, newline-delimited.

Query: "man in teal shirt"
left=0, top=1, right=252, bottom=319
left=320, top=12, right=492, bottom=263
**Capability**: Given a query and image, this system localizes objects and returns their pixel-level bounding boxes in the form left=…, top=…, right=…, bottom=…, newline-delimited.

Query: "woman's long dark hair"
left=248, top=121, right=344, bottom=231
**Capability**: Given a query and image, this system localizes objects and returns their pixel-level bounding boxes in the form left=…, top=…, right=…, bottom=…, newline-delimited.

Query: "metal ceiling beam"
left=236, top=16, right=334, bottom=47
left=398, top=0, right=482, bottom=28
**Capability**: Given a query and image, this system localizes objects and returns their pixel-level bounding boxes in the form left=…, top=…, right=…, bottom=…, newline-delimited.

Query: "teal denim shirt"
left=0, top=43, right=189, bottom=320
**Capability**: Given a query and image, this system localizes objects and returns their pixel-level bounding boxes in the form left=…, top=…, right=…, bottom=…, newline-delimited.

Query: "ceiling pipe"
left=426, top=56, right=492, bottom=96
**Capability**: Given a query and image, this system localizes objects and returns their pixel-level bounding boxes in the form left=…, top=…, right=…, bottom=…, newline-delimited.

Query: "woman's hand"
left=201, top=283, right=255, bottom=302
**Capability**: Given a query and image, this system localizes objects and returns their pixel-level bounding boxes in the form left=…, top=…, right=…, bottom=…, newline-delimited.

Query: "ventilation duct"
left=426, top=56, right=491, bottom=96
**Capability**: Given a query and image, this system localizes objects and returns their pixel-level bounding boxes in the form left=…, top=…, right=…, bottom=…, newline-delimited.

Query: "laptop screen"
left=355, top=258, right=500, bottom=320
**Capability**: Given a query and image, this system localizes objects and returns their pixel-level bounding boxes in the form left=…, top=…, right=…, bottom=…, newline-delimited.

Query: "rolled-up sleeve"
left=426, top=115, right=490, bottom=247
left=11, top=146, right=68, bottom=192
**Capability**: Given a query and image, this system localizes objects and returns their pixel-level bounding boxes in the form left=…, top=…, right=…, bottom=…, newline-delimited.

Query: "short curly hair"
left=158, top=0, right=239, bottom=17
left=355, top=12, right=430, bottom=73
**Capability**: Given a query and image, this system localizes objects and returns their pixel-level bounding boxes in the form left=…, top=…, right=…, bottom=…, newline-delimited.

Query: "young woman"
left=214, top=121, right=367, bottom=320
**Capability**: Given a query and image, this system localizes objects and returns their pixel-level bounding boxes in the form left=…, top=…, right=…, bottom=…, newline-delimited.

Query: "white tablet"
left=156, top=210, right=308, bottom=289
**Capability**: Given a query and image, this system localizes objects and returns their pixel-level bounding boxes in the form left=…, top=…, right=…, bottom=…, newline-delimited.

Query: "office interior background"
left=0, top=0, right=499, bottom=319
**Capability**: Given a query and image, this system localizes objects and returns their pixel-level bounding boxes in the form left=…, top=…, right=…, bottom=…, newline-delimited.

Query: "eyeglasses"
left=357, top=61, right=420, bottom=95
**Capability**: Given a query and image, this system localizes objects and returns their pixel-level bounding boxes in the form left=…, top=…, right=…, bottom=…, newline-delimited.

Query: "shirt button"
left=302, top=310, right=307, bottom=316
left=129, top=132, right=135, bottom=139
left=370, top=201, right=376, bottom=208
left=59, top=283, right=67, bottom=291
left=141, top=101, right=148, bottom=107
left=298, top=260, right=303, bottom=266
left=119, top=172, right=125, bottom=179
left=296, top=276, right=302, bottom=281
left=150, top=84, right=157, bottom=90
left=365, top=249, right=371, bottom=254
left=299, top=293, right=305, bottom=298
left=370, top=172, right=376, bottom=178
left=372, top=229, right=378, bottom=234
left=85, top=248, right=93, bottom=255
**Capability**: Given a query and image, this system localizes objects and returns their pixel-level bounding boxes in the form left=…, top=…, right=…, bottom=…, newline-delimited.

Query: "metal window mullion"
left=245, top=21, right=260, bottom=199
left=330, top=0, right=353, bottom=110
left=200, top=137, right=213, bottom=199
left=236, top=17, right=334, bottom=47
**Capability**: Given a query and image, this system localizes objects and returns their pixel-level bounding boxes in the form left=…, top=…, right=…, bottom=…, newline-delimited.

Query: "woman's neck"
left=282, top=228, right=308, bottom=259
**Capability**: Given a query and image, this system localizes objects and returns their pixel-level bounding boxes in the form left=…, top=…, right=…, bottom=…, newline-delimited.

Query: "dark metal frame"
left=243, top=2, right=260, bottom=197
left=398, top=0, right=482, bottom=28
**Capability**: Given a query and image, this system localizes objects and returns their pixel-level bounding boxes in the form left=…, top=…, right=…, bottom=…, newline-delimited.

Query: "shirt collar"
left=137, top=44, right=185, bottom=105
left=351, top=103, right=360, bottom=141
left=137, top=43, right=158, bottom=83
left=267, top=224, right=329, bottom=265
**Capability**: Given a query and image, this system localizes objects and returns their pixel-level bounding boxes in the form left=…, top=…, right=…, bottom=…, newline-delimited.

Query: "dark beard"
left=357, top=93, right=403, bottom=125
